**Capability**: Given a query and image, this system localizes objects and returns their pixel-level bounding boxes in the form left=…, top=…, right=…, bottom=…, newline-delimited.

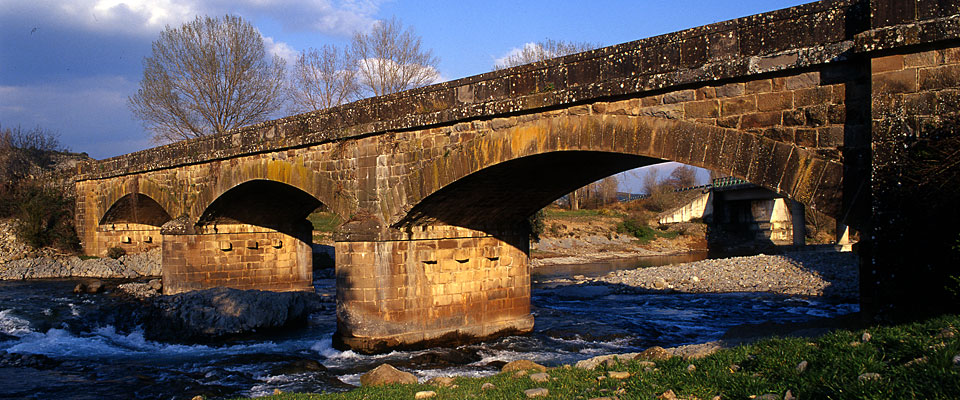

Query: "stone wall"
left=335, top=226, right=532, bottom=353
left=162, top=224, right=313, bottom=294
left=868, top=43, right=960, bottom=313
left=93, top=223, right=161, bottom=257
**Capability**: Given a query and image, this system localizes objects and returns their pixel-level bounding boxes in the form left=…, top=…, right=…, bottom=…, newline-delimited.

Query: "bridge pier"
left=333, top=225, right=533, bottom=353
left=159, top=218, right=314, bottom=295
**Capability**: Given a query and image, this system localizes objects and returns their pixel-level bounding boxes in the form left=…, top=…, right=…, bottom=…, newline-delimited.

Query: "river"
left=0, top=254, right=858, bottom=399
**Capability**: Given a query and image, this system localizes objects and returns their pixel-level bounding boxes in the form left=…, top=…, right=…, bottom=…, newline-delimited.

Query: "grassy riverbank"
left=247, top=314, right=960, bottom=399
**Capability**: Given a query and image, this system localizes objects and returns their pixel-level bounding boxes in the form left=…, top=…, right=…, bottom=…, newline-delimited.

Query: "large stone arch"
left=392, top=113, right=843, bottom=228
left=191, top=156, right=352, bottom=223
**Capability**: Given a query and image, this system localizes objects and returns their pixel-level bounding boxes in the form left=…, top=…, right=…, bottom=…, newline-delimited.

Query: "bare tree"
left=663, top=165, right=698, bottom=190
left=288, top=45, right=358, bottom=113
left=494, top=38, right=598, bottom=70
left=0, top=124, right=62, bottom=187
left=129, top=15, right=287, bottom=143
left=350, top=17, right=440, bottom=97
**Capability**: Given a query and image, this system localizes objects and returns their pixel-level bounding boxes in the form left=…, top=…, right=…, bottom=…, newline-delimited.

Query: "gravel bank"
left=548, top=251, right=858, bottom=301
left=0, top=248, right=161, bottom=280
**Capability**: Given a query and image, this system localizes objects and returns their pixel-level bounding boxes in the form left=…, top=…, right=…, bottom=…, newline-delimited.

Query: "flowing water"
left=0, top=255, right=858, bottom=399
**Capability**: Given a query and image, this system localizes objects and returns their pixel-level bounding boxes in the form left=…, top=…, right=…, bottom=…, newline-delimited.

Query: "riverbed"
left=0, top=253, right=858, bottom=399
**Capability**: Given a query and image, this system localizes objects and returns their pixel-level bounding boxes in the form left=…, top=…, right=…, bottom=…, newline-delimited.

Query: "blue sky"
left=0, top=0, right=809, bottom=190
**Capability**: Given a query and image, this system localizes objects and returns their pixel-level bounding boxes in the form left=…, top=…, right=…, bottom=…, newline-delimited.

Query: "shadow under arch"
left=395, top=151, right=663, bottom=232
left=99, top=193, right=172, bottom=227
left=391, top=114, right=846, bottom=233
left=196, top=179, right=324, bottom=237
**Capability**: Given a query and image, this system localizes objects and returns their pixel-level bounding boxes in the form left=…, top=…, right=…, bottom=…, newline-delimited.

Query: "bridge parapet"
left=75, top=0, right=886, bottom=183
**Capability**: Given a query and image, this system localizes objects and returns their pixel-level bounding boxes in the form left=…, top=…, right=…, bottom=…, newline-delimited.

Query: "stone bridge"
left=73, top=0, right=960, bottom=352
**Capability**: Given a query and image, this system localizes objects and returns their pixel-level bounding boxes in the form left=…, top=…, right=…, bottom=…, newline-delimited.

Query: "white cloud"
left=263, top=36, right=297, bottom=64
left=3, top=0, right=384, bottom=38
left=493, top=42, right=539, bottom=68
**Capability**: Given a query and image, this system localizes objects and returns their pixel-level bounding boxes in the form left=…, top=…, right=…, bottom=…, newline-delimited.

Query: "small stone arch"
left=99, top=193, right=172, bottom=227
left=96, top=176, right=180, bottom=226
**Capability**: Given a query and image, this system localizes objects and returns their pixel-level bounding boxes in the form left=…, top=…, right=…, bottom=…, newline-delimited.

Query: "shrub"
left=617, top=219, right=658, bottom=242
left=106, top=246, right=126, bottom=259
left=11, top=181, right=80, bottom=252
left=528, top=209, right=546, bottom=243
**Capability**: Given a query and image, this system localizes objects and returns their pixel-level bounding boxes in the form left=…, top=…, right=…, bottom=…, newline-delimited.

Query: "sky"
left=0, top=0, right=810, bottom=191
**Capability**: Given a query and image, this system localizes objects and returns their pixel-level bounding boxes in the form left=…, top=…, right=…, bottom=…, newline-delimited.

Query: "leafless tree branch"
left=129, top=15, right=287, bottom=143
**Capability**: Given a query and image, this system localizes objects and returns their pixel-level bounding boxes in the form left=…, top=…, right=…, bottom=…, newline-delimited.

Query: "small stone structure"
left=70, top=1, right=960, bottom=351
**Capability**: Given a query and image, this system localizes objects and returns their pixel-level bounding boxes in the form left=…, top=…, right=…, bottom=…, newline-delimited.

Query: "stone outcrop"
left=140, top=287, right=322, bottom=342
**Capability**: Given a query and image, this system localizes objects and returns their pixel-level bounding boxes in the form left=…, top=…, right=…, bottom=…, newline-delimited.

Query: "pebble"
left=415, top=391, right=436, bottom=399
left=858, top=372, right=881, bottom=381
left=524, top=388, right=549, bottom=398
left=686, top=364, right=696, bottom=372
left=607, top=371, right=630, bottom=379
left=658, top=390, right=677, bottom=399
left=427, top=376, right=455, bottom=387
left=481, top=382, right=495, bottom=391
left=529, top=372, right=550, bottom=383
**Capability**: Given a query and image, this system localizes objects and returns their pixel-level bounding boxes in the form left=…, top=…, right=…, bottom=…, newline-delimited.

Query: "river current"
left=0, top=254, right=857, bottom=399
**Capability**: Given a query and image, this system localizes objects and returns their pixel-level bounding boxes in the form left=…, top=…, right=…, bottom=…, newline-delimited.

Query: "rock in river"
left=141, top=287, right=321, bottom=342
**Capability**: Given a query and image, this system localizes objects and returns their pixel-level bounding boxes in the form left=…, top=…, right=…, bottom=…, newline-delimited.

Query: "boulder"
left=501, top=359, right=547, bottom=373
left=575, top=353, right=639, bottom=370
left=73, top=279, right=104, bottom=294
left=636, top=346, right=673, bottom=361
left=270, top=359, right=326, bottom=375
left=142, top=287, right=322, bottom=342
left=359, top=363, right=417, bottom=386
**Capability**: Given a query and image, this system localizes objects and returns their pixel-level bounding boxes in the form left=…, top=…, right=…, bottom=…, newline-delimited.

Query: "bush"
left=617, top=219, right=658, bottom=242
left=107, top=246, right=126, bottom=259
left=618, top=219, right=680, bottom=243
left=528, top=209, right=546, bottom=243
left=11, top=181, right=80, bottom=252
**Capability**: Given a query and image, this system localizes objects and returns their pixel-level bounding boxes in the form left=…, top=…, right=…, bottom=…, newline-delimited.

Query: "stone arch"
left=99, top=193, right=172, bottom=227
left=196, top=179, right=324, bottom=236
left=96, top=176, right=180, bottom=227
left=393, top=113, right=842, bottom=228
left=192, top=157, right=351, bottom=222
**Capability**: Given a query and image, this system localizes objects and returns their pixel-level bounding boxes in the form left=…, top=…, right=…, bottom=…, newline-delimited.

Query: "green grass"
left=240, top=314, right=960, bottom=400
left=542, top=208, right=625, bottom=219
left=308, top=211, right=341, bottom=233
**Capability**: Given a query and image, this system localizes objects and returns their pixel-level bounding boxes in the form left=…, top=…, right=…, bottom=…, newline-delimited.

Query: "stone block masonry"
left=334, top=227, right=533, bottom=352
left=69, top=1, right=960, bottom=351
left=162, top=224, right=313, bottom=295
